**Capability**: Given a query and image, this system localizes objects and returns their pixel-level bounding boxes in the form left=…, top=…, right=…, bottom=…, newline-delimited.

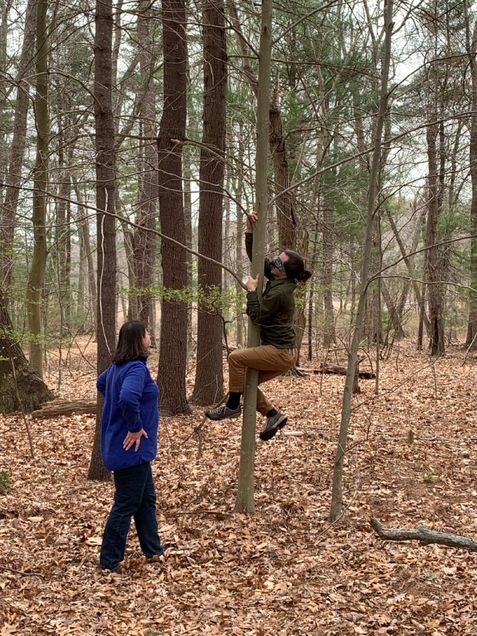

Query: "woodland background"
left=1, top=0, right=477, bottom=633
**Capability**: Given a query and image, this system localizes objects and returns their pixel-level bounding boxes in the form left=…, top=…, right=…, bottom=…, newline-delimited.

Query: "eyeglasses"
left=270, top=256, right=286, bottom=273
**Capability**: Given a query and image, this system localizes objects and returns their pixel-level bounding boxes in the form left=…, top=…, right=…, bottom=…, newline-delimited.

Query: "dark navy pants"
left=100, top=462, right=163, bottom=570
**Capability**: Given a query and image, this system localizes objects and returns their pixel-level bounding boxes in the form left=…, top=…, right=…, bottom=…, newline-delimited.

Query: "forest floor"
left=1, top=338, right=477, bottom=635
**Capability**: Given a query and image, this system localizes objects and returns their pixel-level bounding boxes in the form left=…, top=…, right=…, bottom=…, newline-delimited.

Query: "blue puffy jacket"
left=97, top=358, right=159, bottom=471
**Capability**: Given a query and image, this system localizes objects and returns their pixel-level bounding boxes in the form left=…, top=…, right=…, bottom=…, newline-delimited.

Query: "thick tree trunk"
left=157, top=0, right=190, bottom=416
left=192, top=0, right=227, bottom=405
left=26, top=0, right=49, bottom=377
left=88, top=0, right=117, bottom=481
left=0, top=289, right=53, bottom=412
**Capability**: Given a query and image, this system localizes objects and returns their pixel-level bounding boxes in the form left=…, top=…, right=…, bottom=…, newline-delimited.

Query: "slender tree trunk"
left=235, top=124, right=245, bottom=348
left=192, top=0, right=227, bottom=405
left=0, top=0, right=36, bottom=304
left=157, top=0, right=190, bottom=416
left=133, top=0, right=158, bottom=332
left=426, top=118, right=445, bottom=355
left=386, top=205, right=429, bottom=334
left=88, top=0, right=117, bottom=481
left=55, top=121, right=72, bottom=331
left=322, top=202, right=336, bottom=347
left=235, top=0, right=272, bottom=514
left=26, top=0, right=48, bottom=377
left=330, top=0, right=393, bottom=522
left=466, top=17, right=477, bottom=348
left=183, top=152, right=194, bottom=356
left=0, top=0, right=11, bottom=194
left=72, top=178, right=97, bottom=329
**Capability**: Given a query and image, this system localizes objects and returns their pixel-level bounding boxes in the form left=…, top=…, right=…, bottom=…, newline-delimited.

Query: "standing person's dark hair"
left=112, top=320, right=149, bottom=364
left=204, top=211, right=312, bottom=441
left=97, top=320, right=164, bottom=572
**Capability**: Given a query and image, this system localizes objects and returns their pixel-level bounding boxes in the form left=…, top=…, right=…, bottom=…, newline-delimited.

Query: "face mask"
left=270, top=256, right=286, bottom=273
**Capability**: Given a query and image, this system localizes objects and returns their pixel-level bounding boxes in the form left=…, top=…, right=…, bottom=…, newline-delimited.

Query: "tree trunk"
left=55, top=120, right=72, bottom=331
left=426, top=118, right=445, bottom=356
left=26, top=0, right=49, bottom=378
left=133, top=0, right=158, bottom=332
left=269, top=88, right=296, bottom=250
left=381, top=279, right=405, bottom=340
left=72, top=177, right=97, bottom=330
left=0, top=288, right=53, bottom=412
left=386, top=204, right=429, bottom=335
left=157, top=0, right=190, bottom=416
left=466, top=17, right=477, bottom=349
left=88, top=0, right=117, bottom=481
left=0, top=0, right=36, bottom=305
left=183, top=152, right=194, bottom=356
left=192, top=0, right=227, bottom=405
left=322, top=202, right=336, bottom=348
left=235, top=0, right=272, bottom=514
left=330, top=0, right=393, bottom=522
left=234, top=121, right=245, bottom=349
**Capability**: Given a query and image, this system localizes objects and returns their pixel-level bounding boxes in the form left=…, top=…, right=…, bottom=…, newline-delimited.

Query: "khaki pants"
left=228, top=344, right=296, bottom=415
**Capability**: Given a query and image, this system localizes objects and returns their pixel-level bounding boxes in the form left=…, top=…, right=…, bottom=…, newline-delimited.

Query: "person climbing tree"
left=205, top=212, right=312, bottom=440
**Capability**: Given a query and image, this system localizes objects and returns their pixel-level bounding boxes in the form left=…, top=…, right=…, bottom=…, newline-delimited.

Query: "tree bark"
left=72, top=177, right=97, bottom=330
left=26, top=0, right=49, bottom=377
left=235, top=0, right=272, bottom=514
left=466, top=15, right=477, bottom=349
left=269, top=88, right=296, bottom=250
left=0, top=0, right=36, bottom=305
left=426, top=118, right=445, bottom=355
left=88, top=0, right=117, bottom=481
left=322, top=202, right=336, bottom=347
left=157, top=0, right=190, bottom=416
left=191, top=0, right=227, bottom=405
left=330, top=0, right=393, bottom=522
left=0, top=288, right=53, bottom=413
left=132, top=0, right=158, bottom=332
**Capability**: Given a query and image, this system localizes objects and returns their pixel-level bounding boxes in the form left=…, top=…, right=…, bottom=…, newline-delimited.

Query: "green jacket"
left=245, top=233, right=297, bottom=348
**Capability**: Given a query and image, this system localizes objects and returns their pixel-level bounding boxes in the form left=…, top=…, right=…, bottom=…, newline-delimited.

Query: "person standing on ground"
left=97, top=320, right=164, bottom=572
left=205, top=212, right=312, bottom=441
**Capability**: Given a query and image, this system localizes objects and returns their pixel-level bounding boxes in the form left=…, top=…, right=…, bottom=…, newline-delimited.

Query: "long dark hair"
left=284, top=250, right=312, bottom=283
left=112, top=320, right=149, bottom=364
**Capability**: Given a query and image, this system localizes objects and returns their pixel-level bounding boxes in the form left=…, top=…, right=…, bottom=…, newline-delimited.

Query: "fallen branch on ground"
left=370, top=517, right=477, bottom=551
left=31, top=399, right=96, bottom=419
left=296, top=364, right=375, bottom=379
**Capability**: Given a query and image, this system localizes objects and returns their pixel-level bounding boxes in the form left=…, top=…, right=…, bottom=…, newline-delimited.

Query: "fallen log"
left=370, top=517, right=477, bottom=551
left=31, top=399, right=97, bottom=419
left=296, top=364, right=375, bottom=379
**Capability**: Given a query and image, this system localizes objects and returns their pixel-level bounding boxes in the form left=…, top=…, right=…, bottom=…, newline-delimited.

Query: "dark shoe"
left=100, top=564, right=122, bottom=574
left=259, top=411, right=288, bottom=441
left=205, top=403, right=241, bottom=420
left=146, top=553, right=165, bottom=564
